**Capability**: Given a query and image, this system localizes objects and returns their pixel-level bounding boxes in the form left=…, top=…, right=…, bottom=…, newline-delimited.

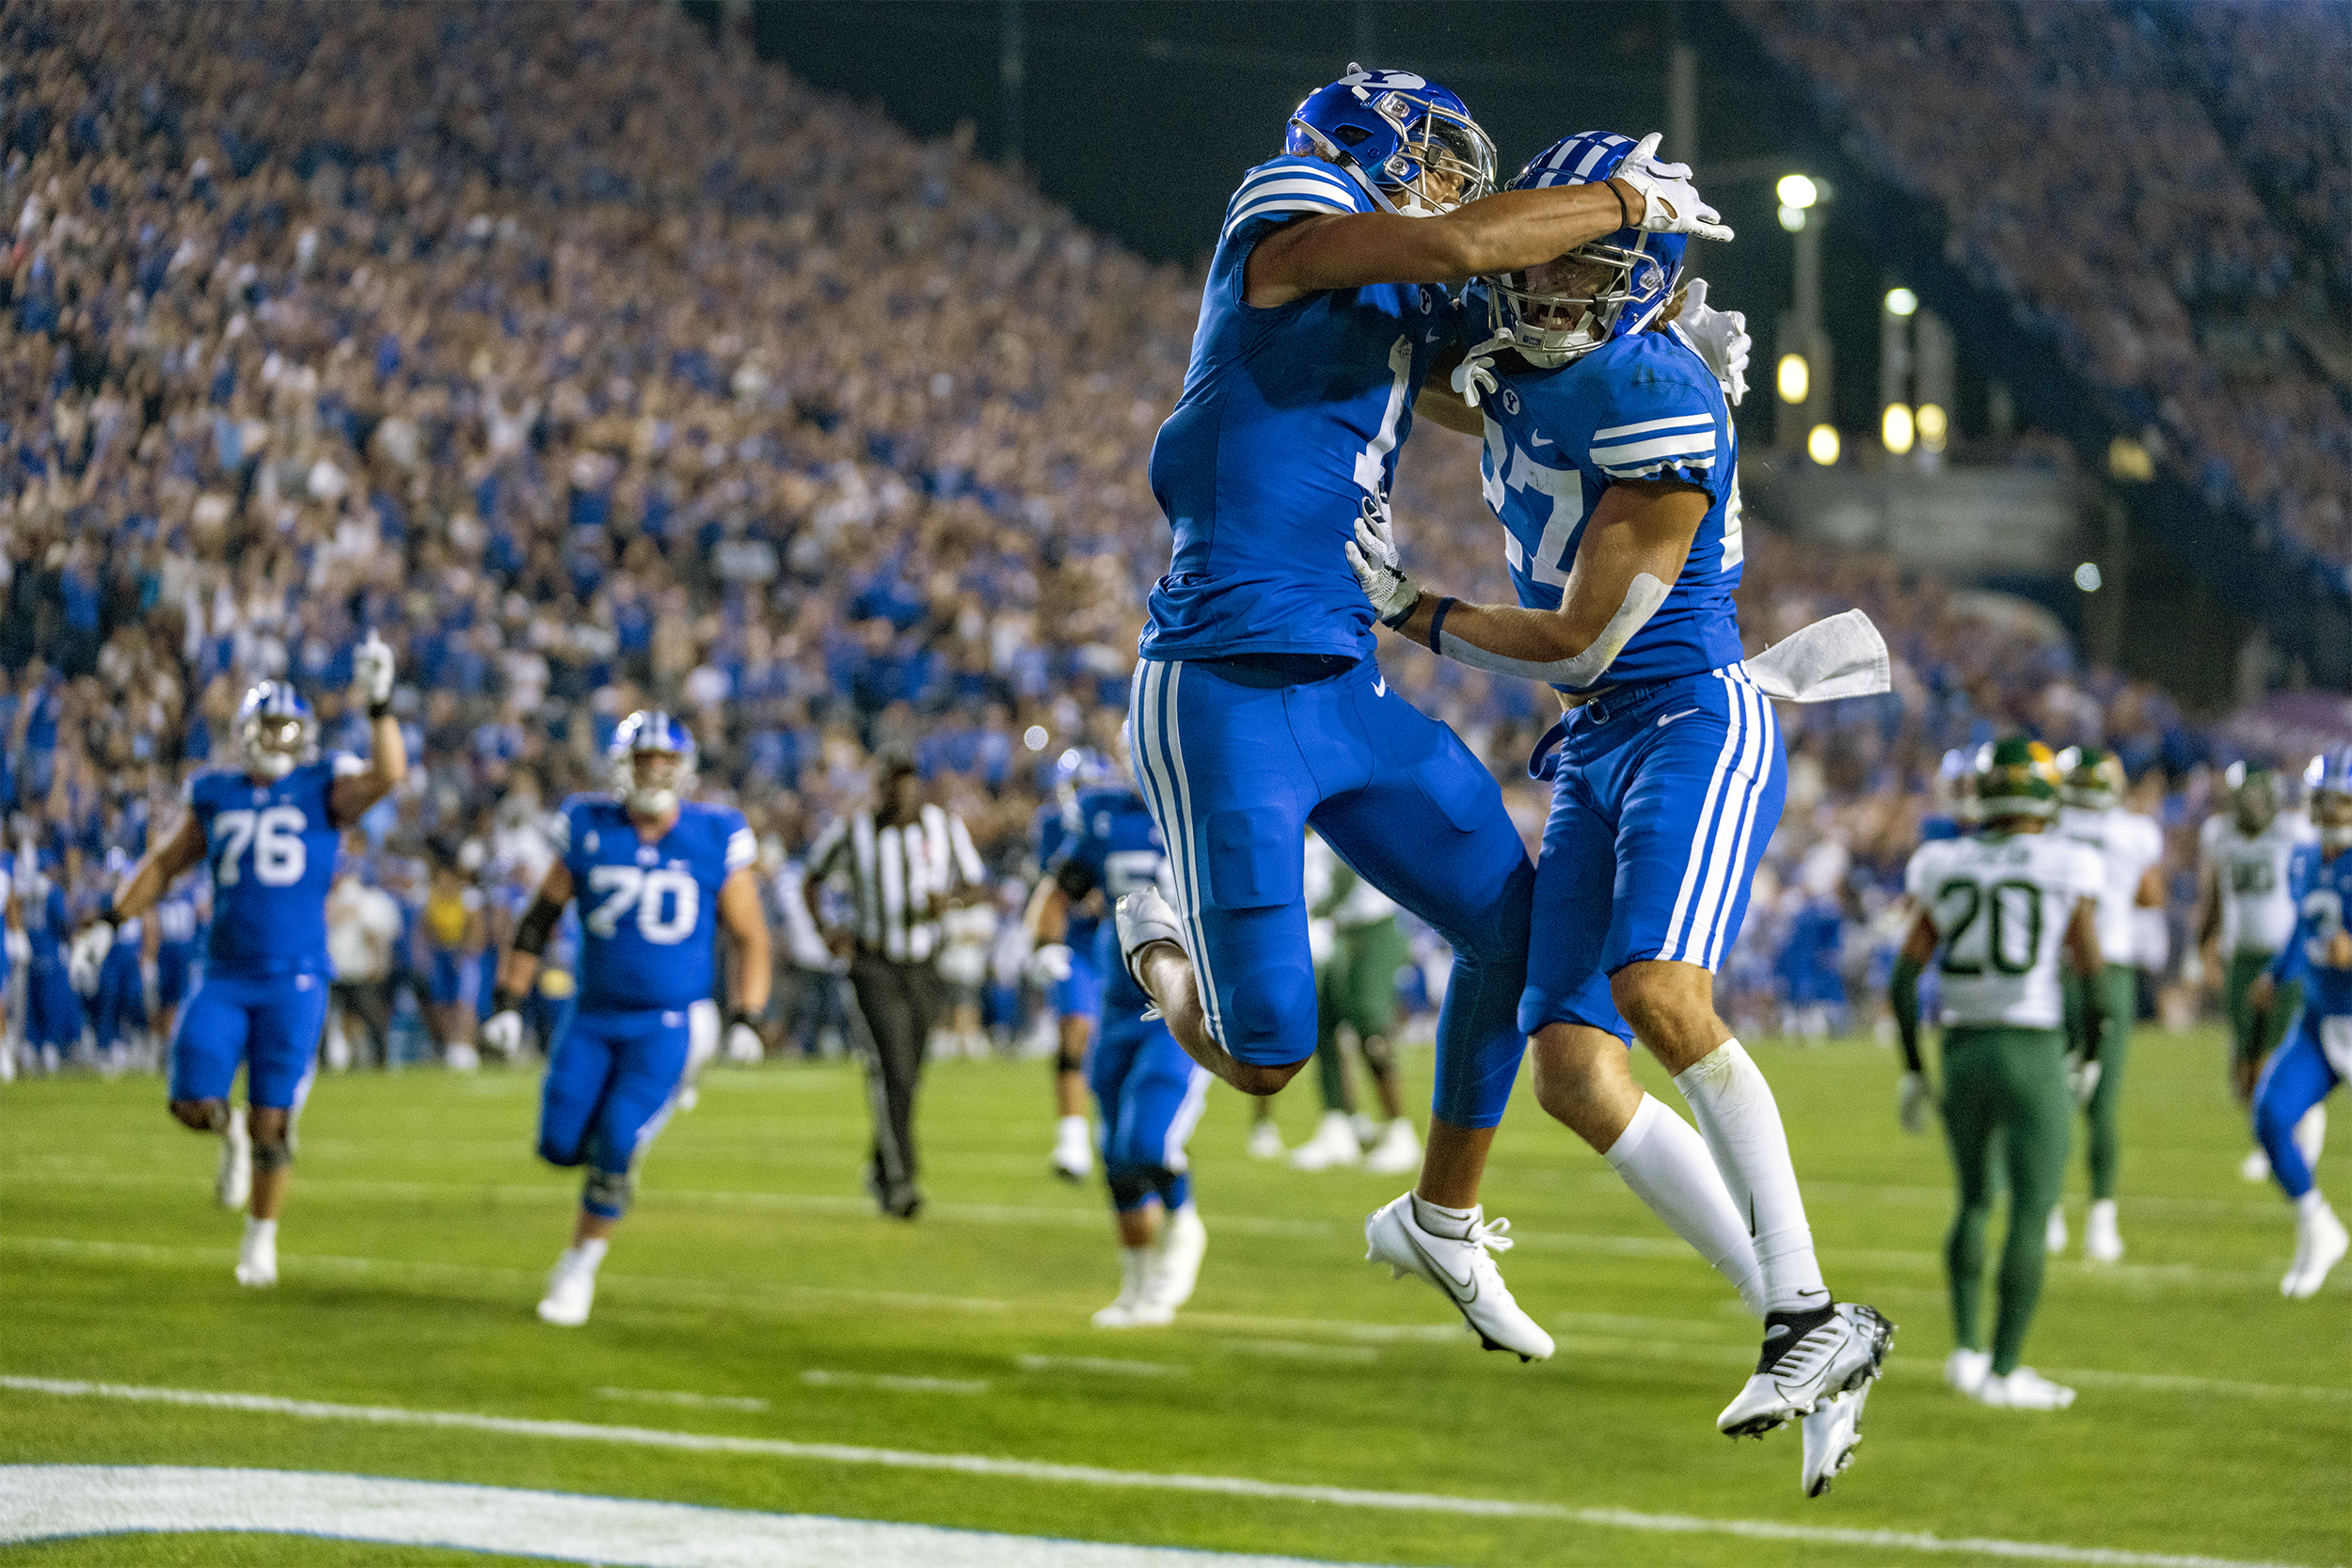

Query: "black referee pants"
left=846, top=955, right=942, bottom=1204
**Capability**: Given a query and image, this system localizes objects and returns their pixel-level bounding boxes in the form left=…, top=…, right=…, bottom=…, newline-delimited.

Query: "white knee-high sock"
left=1672, top=1038, right=1829, bottom=1314
left=1606, top=1093, right=1767, bottom=1318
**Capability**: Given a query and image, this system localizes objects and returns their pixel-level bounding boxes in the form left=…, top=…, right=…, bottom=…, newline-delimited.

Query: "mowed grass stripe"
left=0, top=1380, right=2314, bottom=1568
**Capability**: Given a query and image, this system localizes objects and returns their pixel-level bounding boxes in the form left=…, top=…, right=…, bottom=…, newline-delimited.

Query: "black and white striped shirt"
left=807, top=803, right=984, bottom=962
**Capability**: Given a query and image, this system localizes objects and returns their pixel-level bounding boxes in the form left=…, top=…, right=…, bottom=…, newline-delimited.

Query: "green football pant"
left=1942, top=1024, right=2072, bottom=1375
left=2226, top=950, right=2298, bottom=1070
left=1314, top=919, right=1409, bottom=1111
left=2062, top=963, right=2137, bottom=1200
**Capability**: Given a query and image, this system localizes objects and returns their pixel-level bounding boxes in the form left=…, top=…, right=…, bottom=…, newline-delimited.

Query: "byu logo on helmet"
left=1483, top=132, right=1689, bottom=368
left=611, top=710, right=697, bottom=818
left=1285, top=64, right=1497, bottom=218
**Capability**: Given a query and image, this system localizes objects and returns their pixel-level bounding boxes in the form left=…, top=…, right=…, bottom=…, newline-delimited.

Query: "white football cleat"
left=1247, top=1119, right=1286, bottom=1160
left=1113, top=889, right=1186, bottom=990
left=537, top=1255, right=597, bottom=1327
left=2282, top=1197, right=2349, bottom=1300
left=2084, top=1199, right=2122, bottom=1264
left=2241, top=1148, right=2272, bottom=1183
left=1799, top=1381, right=1869, bottom=1497
left=234, top=1222, right=278, bottom=1288
left=1362, top=1117, right=1422, bottom=1175
left=1364, top=1193, right=1553, bottom=1361
left=1972, top=1366, right=2075, bottom=1410
left=1052, top=1116, right=1093, bottom=1182
left=445, top=1042, right=481, bottom=1072
left=1289, top=1110, right=1362, bottom=1171
left=2044, top=1206, right=2068, bottom=1255
left=1717, top=1302, right=1894, bottom=1436
left=1154, top=1204, right=1207, bottom=1310
left=1945, top=1347, right=1992, bottom=1397
left=216, top=1107, right=252, bottom=1212
left=1092, top=1249, right=1150, bottom=1328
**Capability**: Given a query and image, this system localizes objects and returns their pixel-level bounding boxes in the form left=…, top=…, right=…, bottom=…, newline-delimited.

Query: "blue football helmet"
left=1483, top=132, right=1688, bottom=368
left=612, top=710, right=696, bottom=817
left=236, top=681, right=317, bottom=781
left=2305, top=747, right=2352, bottom=848
left=1285, top=65, right=1496, bottom=217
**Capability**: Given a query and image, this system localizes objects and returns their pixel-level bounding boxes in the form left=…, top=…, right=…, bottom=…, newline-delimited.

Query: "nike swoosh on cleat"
left=1657, top=707, right=1703, bottom=728
left=1402, top=1228, right=1478, bottom=1301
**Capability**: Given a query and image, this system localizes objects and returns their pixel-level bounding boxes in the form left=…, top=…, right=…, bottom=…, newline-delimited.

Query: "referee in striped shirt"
left=804, top=755, right=984, bottom=1218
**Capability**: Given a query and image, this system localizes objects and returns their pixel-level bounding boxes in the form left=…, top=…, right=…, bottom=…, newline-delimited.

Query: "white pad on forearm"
left=1436, top=573, right=1668, bottom=690
left=1743, top=610, right=1890, bottom=703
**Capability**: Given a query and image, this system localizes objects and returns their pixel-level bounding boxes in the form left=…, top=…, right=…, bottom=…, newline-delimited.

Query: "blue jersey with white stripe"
left=550, top=795, right=755, bottom=1013
left=1143, top=154, right=1455, bottom=662
left=1482, top=330, right=1745, bottom=688
left=2273, top=843, right=2352, bottom=1022
left=186, top=758, right=350, bottom=978
left=1051, top=788, right=1169, bottom=906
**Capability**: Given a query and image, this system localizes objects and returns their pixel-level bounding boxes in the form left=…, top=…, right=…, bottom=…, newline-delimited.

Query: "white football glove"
left=1451, top=343, right=1502, bottom=409
left=480, top=1008, right=524, bottom=1058
left=724, top=1021, right=764, bottom=1064
left=1676, top=277, right=1750, bottom=406
left=353, top=629, right=396, bottom=707
left=68, top=922, right=113, bottom=997
left=1026, top=942, right=1073, bottom=987
left=1613, top=133, right=1733, bottom=242
left=1898, top=1069, right=1936, bottom=1134
left=1344, top=506, right=1422, bottom=627
left=2066, top=1052, right=2103, bottom=1108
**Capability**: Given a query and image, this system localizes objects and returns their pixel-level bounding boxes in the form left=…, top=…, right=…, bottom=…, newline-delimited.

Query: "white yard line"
left=1016, top=1355, right=1188, bottom=1378
left=596, top=1388, right=772, bottom=1413
left=0, top=1465, right=1380, bottom=1568
left=0, top=1387, right=2314, bottom=1568
left=1215, top=1341, right=1379, bottom=1364
left=12, top=1237, right=2346, bottom=1403
left=801, top=1370, right=992, bottom=1396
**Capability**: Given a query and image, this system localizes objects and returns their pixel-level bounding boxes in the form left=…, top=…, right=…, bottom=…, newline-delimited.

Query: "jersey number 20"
left=585, top=864, right=698, bottom=944
left=214, top=807, right=307, bottom=888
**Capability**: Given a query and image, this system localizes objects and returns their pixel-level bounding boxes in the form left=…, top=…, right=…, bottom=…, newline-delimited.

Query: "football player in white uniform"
left=1893, top=740, right=2107, bottom=1409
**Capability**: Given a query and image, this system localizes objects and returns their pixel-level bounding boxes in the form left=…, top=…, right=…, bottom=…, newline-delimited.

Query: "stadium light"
left=1024, top=724, right=1049, bottom=752
left=1777, top=203, right=1807, bottom=233
left=1916, top=402, right=1949, bottom=452
left=1807, top=424, right=1841, bottom=466
left=2074, top=562, right=2104, bottom=593
left=1776, top=173, right=1818, bottom=210
left=1882, top=402, right=1915, bottom=456
left=1777, top=353, right=1809, bottom=404
left=1883, top=287, right=1918, bottom=317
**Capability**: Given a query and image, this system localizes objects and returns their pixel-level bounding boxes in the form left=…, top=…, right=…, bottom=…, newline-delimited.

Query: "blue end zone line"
left=0, top=1377, right=2319, bottom=1568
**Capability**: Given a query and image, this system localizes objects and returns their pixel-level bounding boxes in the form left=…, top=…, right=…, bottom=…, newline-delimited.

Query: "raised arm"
left=1358, top=478, right=1708, bottom=691
left=328, top=633, right=408, bottom=827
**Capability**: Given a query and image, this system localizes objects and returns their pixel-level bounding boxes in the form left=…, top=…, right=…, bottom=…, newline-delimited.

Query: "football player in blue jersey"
left=79, top=634, right=407, bottom=1287
left=481, top=712, right=770, bottom=1327
left=1036, top=754, right=1209, bottom=1327
left=1027, top=748, right=1114, bottom=1183
left=1113, top=67, right=1731, bottom=1365
left=2248, top=749, right=2352, bottom=1299
left=18, top=849, right=80, bottom=1075
left=1349, top=132, right=1894, bottom=1491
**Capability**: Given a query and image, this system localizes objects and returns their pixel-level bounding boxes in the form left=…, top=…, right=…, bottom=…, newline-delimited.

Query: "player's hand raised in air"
left=1613, top=133, right=1733, bottom=242
left=1676, top=278, right=1750, bottom=405
left=353, top=630, right=396, bottom=708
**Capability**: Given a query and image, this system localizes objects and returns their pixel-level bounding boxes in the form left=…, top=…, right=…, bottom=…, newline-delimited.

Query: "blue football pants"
left=2254, top=1020, right=2341, bottom=1200
left=537, top=1006, right=691, bottom=1217
left=168, top=971, right=330, bottom=1109
left=1129, top=655, right=1534, bottom=1128
left=1089, top=926, right=1209, bottom=1213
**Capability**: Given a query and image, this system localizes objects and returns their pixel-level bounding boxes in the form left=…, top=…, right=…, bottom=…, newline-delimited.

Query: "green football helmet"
left=1975, top=736, right=2059, bottom=822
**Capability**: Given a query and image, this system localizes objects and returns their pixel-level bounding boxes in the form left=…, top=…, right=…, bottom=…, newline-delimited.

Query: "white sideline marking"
left=1016, top=1355, right=1187, bottom=1378
left=596, top=1388, right=771, bottom=1413
left=0, top=1380, right=2314, bottom=1568
left=803, top=1370, right=991, bottom=1396
left=16, top=1236, right=2346, bottom=1403
left=0, top=1465, right=1374, bottom=1567
left=1217, top=1340, right=1379, bottom=1364
left=9, top=1171, right=2323, bottom=1289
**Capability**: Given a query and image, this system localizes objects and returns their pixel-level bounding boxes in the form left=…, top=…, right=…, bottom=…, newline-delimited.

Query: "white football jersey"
left=2057, top=805, right=2165, bottom=966
left=1906, top=831, right=2104, bottom=1030
left=2199, top=810, right=2314, bottom=957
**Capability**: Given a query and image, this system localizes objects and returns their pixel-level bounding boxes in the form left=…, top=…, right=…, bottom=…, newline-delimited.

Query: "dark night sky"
left=741, top=0, right=1964, bottom=446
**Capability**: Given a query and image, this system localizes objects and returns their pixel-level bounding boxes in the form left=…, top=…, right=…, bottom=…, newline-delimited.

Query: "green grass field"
left=3, top=1028, right=2345, bottom=1568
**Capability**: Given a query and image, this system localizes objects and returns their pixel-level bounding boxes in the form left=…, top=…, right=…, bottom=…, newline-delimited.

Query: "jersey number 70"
left=584, top=864, right=699, bottom=944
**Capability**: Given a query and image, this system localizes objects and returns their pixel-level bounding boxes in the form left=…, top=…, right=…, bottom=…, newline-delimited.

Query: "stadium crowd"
left=1740, top=0, right=2352, bottom=575
left=0, top=0, right=2291, bottom=1071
